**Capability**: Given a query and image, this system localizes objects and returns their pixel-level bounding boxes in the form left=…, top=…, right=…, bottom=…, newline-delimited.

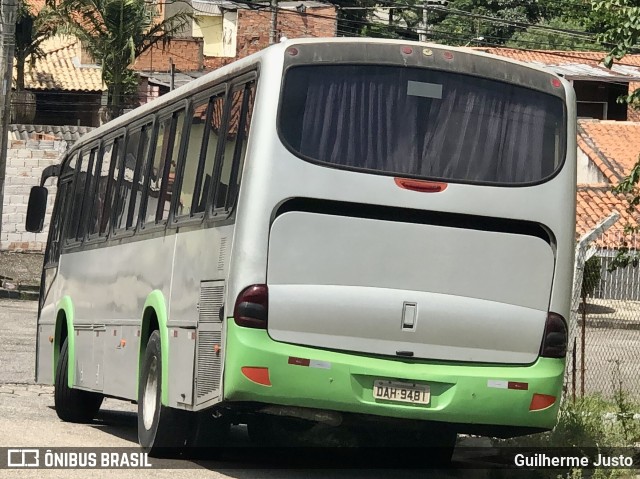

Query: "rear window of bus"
left=279, top=65, right=566, bottom=185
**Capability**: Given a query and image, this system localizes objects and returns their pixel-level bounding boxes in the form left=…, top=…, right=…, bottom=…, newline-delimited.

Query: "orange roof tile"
left=474, top=48, right=640, bottom=81
left=577, top=184, right=640, bottom=249
left=577, top=119, right=640, bottom=182
left=14, top=35, right=104, bottom=92
left=478, top=48, right=640, bottom=67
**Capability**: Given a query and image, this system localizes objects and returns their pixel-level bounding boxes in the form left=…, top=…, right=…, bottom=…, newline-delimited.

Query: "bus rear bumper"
left=223, top=322, right=565, bottom=433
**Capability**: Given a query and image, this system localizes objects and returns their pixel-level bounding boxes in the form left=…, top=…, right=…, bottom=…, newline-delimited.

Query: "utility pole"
left=420, top=1, right=428, bottom=42
left=0, top=0, right=17, bottom=241
left=169, top=58, right=175, bottom=91
left=269, top=0, right=278, bottom=45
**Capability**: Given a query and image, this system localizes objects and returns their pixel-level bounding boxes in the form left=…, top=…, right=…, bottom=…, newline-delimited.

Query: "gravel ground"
left=0, top=252, right=43, bottom=287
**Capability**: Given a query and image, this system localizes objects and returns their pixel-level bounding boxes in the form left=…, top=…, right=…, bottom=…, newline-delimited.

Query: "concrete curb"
left=0, top=288, right=39, bottom=301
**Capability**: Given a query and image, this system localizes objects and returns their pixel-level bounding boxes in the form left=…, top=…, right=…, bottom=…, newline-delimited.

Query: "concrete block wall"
left=1, top=139, right=63, bottom=252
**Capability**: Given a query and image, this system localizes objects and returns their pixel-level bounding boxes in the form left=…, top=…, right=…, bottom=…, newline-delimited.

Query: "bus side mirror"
left=26, top=186, right=48, bottom=233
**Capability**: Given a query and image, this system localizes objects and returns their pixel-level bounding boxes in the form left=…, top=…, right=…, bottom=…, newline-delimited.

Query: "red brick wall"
left=134, top=37, right=204, bottom=72
left=204, top=7, right=337, bottom=70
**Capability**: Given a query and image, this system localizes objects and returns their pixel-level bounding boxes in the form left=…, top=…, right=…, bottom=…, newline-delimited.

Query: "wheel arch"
left=138, top=290, right=170, bottom=406
left=54, top=296, right=75, bottom=388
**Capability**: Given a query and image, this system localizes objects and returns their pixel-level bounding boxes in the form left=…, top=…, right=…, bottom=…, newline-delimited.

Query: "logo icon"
left=7, top=449, right=40, bottom=468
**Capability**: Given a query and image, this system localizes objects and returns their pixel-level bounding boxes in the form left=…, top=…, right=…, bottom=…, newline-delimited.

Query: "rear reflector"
left=234, top=284, right=268, bottom=329
left=288, top=357, right=311, bottom=366
left=529, top=393, right=556, bottom=411
left=508, top=382, right=529, bottom=390
left=241, top=367, right=271, bottom=386
left=394, top=178, right=448, bottom=193
left=540, top=312, right=568, bottom=358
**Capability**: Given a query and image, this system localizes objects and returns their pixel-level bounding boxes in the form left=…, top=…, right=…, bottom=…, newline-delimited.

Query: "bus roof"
left=71, top=37, right=564, bottom=153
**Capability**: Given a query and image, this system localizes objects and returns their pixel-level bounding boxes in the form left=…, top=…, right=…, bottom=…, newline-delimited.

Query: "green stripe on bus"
left=56, top=296, right=75, bottom=389
left=139, top=291, right=170, bottom=407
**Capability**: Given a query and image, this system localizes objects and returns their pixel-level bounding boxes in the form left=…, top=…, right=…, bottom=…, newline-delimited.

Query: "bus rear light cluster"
left=234, top=284, right=268, bottom=329
left=540, top=312, right=567, bottom=358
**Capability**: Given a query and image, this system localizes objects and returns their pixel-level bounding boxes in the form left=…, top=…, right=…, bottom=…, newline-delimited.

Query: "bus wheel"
left=138, top=330, right=189, bottom=456
left=54, top=338, right=103, bottom=423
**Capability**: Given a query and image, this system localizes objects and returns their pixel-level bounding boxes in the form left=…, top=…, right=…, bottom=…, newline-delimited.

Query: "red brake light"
left=540, top=312, right=567, bottom=358
left=234, top=284, right=268, bottom=329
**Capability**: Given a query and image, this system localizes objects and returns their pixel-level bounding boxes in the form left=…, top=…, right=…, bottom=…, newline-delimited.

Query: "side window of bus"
left=213, top=81, right=255, bottom=214
left=65, top=151, right=89, bottom=244
left=146, top=117, right=171, bottom=225
left=126, top=123, right=152, bottom=229
left=115, top=125, right=151, bottom=231
left=176, top=99, right=210, bottom=218
left=159, top=110, right=186, bottom=222
left=46, top=179, right=71, bottom=264
left=192, top=92, right=225, bottom=215
left=88, top=139, right=114, bottom=237
left=77, top=147, right=98, bottom=241
left=100, top=137, right=123, bottom=236
left=145, top=109, right=186, bottom=225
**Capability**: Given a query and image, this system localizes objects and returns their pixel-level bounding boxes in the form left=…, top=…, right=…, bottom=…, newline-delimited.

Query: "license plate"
left=373, top=380, right=430, bottom=405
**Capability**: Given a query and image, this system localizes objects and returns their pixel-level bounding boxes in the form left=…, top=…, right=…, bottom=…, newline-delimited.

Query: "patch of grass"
left=495, top=391, right=640, bottom=479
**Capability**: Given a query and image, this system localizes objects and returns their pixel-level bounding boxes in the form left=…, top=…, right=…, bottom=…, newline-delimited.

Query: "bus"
left=26, top=38, right=575, bottom=456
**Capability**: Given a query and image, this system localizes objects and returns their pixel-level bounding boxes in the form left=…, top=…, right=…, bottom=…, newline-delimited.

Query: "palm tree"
left=13, top=1, right=56, bottom=122
left=51, top=0, right=193, bottom=119
left=15, top=1, right=56, bottom=91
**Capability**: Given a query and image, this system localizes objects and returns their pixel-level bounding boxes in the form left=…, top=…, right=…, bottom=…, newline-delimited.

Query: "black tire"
left=137, top=330, right=190, bottom=457
left=54, top=338, right=103, bottom=423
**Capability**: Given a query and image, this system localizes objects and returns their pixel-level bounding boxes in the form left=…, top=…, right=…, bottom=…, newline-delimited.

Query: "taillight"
left=234, top=284, right=268, bottom=329
left=540, top=312, right=567, bottom=358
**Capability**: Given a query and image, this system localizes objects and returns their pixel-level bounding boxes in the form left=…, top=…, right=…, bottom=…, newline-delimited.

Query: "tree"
left=50, top=0, right=193, bottom=119
left=14, top=1, right=56, bottom=92
left=593, top=0, right=640, bottom=270
left=423, top=0, right=569, bottom=46
left=506, top=17, right=598, bottom=51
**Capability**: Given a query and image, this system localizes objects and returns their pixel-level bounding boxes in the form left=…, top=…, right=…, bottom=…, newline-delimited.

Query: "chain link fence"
left=566, top=219, right=640, bottom=400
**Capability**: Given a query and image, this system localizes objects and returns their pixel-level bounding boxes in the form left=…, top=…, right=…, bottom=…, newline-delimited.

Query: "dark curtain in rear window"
left=280, top=65, right=565, bottom=184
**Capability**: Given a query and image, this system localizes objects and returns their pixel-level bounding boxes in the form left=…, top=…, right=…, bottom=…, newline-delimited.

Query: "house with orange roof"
left=13, top=35, right=105, bottom=127
left=574, top=119, right=640, bottom=299
left=478, top=48, right=640, bottom=122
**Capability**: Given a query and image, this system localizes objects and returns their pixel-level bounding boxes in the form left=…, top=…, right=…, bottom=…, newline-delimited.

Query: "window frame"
left=112, top=117, right=155, bottom=238
left=171, top=85, right=227, bottom=227
left=63, top=140, right=100, bottom=249
left=76, top=144, right=100, bottom=243
left=85, top=129, right=125, bottom=244
left=44, top=176, right=72, bottom=267
left=139, top=100, right=189, bottom=232
left=209, top=76, right=256, bottom=220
